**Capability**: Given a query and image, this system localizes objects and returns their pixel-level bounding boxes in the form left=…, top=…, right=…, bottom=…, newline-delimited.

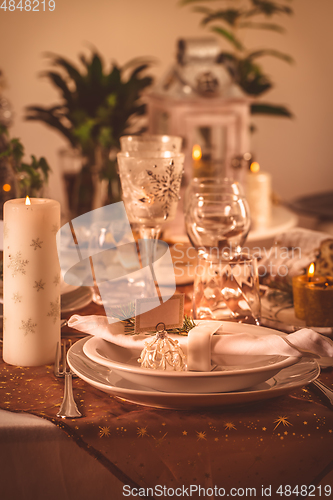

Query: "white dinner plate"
left=83, top=335, right=298, bottom=393
left=68, top=338, right=320, bottom=409
left=61, top=287, right=93, bottom=313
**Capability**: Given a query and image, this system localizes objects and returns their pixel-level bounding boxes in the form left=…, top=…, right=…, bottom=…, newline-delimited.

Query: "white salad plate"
left=83, top=335, right=299, bottom=393
left=68, top=338, right=320, bottom=409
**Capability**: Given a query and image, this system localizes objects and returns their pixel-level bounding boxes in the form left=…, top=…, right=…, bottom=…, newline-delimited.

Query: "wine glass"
left=184, top=177, right=251, bottom=258
left=117, top=150, right=185, bottom=297
left=88, top=219, right=146, bottom=308
left=120, top=134, right=183, bottom=153
left=117, top=151, right=185, bottom=241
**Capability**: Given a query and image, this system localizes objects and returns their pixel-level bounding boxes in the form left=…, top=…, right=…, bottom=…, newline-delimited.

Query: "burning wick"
left=308, top=262, right=315, bottom=282
left=192, top=144, right=202, bottom=161
left=250, top=161, right=260, bottom=173
left=25, top=195, right=31, bottom=206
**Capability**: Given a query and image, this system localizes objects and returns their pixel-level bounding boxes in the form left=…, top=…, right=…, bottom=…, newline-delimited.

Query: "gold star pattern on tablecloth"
left=99, top=426, right=111, bottom=438
left=273, top=416, right=292, bottom=430
left=0, top=333, right=333, bottom=494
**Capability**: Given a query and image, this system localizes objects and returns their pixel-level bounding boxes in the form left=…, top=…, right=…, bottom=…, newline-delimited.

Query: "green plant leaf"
left=238, top=21, right=285, bottom=32
left=248, top=0, right=293, bottom=16
left=251, top=102, right=293, bottom=117
left=198, top=8, right=242, bottom=26
left=179, top=0, right=221, bottom=5
left=44, top=53, right=83, bottom=83
left=248, top=49, right=294, bottom=64
left=41, top=71, right=73, bottom=103
left=210, top=26, right=244, bottom=50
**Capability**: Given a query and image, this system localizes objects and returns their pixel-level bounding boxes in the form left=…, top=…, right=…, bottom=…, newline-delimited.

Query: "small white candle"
left=3, top=197, right=61, bottom=366
left=245, top=162, right=272, bottom=229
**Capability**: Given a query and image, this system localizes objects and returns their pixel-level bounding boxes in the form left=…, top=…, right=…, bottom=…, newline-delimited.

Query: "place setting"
left=56, top=136, right=333, bottom=411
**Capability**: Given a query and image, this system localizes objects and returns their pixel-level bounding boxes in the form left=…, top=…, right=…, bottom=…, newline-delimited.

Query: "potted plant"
left=25, top=49, right=154, bottom=215
left=180, top=0, right=294, bottom=123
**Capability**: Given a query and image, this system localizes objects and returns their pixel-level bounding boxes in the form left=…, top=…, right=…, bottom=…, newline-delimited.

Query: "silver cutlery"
left=309, top=378, right=333, bottom=409
left=54, top=340, right=82, bottom=418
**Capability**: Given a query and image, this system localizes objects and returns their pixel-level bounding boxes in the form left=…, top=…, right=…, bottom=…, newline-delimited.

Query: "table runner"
left=1, top=304, right=333, bottom=497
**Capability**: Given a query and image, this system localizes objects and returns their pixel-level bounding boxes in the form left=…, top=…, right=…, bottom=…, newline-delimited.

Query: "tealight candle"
left=292, top=263, right=326, bottom=320
left=3, top=197, right=61, bottom=366
left=304, top=277, right=333, bottom=327
left=245, top=162, right=272, bottom=229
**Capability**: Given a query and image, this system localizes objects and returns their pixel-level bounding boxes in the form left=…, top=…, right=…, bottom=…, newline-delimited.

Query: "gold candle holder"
left=304, top=278, right=333, bottom=327
left=292, top=274, right=325, bottom=320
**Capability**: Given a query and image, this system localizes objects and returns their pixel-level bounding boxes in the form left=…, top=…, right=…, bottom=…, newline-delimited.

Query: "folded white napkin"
left=68, top=314, right=333, bottom=371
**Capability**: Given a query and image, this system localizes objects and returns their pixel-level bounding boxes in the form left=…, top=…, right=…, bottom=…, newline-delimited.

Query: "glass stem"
left=139, top=226, right=161, bottom=299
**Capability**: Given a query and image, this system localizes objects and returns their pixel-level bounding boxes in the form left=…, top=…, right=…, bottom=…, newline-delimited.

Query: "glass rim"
left=197, top=250, right=257, bottom=264
left=117, top=151, right=185, bottom=160
left=120, top=134, right=182, bottom=142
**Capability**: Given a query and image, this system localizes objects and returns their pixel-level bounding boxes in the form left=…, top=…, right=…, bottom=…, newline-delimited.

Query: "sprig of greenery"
left=0, top=125, right=51, bottom=197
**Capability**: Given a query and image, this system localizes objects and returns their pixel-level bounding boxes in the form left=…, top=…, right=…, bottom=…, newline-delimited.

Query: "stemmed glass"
left=184, top=177, right=260, bottom=323
left=117, top=150, right=185, bottom=297
left=184, top=177, right=251, bottom=258
left=120, top=134, right=183, bottom=153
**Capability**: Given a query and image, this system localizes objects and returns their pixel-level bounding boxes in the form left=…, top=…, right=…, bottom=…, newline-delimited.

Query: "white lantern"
left=147, top=38, right=251, bottom=183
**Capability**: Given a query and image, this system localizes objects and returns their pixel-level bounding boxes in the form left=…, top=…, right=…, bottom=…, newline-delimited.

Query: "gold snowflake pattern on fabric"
left=47, top=297, right=60, bottom=324
left=19, top=318, right=37, bottom=336
left=196, top=431, right=207, bottom=440
left=12, top=292, right=22, bottom=304
left=34, top=280, right=45, bottom=292
left=99, top=426, right=110, bottom=438
left=7, top=252, right=29, bottom=277
left=30, top=238, right=43, bottom=250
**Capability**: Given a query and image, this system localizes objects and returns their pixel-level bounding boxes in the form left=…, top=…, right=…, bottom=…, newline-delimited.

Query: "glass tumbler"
left=192, top=253, right=261, bottom=324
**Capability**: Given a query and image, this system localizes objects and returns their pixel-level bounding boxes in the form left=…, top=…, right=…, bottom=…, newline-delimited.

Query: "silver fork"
left=54, top=340, right=82, bottom=418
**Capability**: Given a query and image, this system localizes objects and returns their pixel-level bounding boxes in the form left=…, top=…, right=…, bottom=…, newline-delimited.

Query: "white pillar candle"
left=3, top=197, right=61, bottom=366
left=245, top=163, right=272, bottom=229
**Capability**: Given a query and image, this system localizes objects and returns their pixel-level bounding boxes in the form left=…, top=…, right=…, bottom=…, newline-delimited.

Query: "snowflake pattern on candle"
left=12, top=292, right=22, bottom=304
left=53, top=274, right=60, bottom=285
left=146, top=160, right=182, bottom=219
left=51, top=224, right=59, bottom=234
left=19, top=318, right=37, bottom=336
left=7, top=252, right=29, bottom=277
left=3, top=223, right=9, bottom=239
left=30, top=238, right=43, bottom=250
left=47, top=297, right=60, bottom=324
left=33, top=279, right=45, bottom=292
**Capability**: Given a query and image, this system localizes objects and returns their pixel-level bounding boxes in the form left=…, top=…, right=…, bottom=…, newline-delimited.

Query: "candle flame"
left=25, top=195, right=31, bottom=206
left=192, top=144, right=202, bottom=161
left=308, top=262, right=315, bottom=278
left=250, top=162, right=260, bottom=173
